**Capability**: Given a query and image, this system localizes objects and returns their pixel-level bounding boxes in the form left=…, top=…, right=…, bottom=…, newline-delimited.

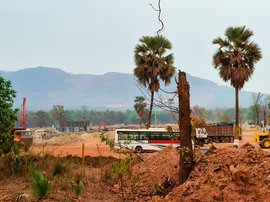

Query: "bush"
left=23, top=142, right=31, bottom=152
left=71, top=173, right=84, bottom=197
left=52, top=162, right=69, bottom=176
left=0, top=133, right=14, bottom=154
left=71, top=181, right=83, bottom=197
left=29, top=165, right=51, bottom=199
left=110, top=156, right=132, bottom=179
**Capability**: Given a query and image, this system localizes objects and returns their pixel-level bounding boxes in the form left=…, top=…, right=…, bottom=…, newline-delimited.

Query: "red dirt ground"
left=2, top=128, right=270, bottom=201
left=30, top=131, right=121, bottom=158
left=109, top=128, right=270, bottom=202
left=30, top=129, right=263, bottom=158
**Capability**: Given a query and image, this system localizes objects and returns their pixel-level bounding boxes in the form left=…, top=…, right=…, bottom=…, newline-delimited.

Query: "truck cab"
left=194, top=128, right=208, bottom=146
left=11, top=128, right=33, bottom=144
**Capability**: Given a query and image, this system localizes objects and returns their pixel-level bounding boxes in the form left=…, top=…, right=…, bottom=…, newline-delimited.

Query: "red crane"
left=21, top=97, right=27, bottom=129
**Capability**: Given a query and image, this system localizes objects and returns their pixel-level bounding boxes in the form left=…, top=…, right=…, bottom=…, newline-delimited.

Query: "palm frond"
left=134, top=35, right=175, bottom=90
left=213, top=26, right=262, bottom=89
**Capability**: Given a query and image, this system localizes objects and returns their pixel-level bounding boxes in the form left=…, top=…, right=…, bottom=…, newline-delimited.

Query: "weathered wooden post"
left=82, top=143, right=85, bottom=176
left=178, top=70, right=193, bottom=184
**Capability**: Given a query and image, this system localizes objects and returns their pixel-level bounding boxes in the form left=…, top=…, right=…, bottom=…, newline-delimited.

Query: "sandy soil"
left=30, top=131, right=121, bottom=158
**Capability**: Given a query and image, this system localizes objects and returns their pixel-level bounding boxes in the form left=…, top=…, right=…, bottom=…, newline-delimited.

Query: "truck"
left=10, top=97, right=33, bottom=145
left=195, top=123, right=235, bottom=146
left=254, top=129, right=270, bottom=148
left=10, top=128, right=33, bottom=144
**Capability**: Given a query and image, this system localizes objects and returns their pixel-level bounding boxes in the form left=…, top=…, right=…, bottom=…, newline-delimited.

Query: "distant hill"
left=0, top=66, right=253, bottom=111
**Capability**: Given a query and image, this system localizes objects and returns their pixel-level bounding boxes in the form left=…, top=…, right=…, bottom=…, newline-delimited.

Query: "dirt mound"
left=119, top=144, right=270, bottom=201
left=116, top=147, right=180, bottom=200
left=160, top=143, right=270, bottom=202
left=40, top=132, right=99, bottom=145
left=135, top=147, right=179, bottom=195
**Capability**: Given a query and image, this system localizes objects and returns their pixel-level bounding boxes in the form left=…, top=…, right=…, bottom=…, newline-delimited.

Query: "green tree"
left=191, top=106, right=208, bottom=121
left=134, top=96, right=147, bottom=128
left=250, top=92, right=263, bottom=125
left=0, top=76, right=18, bottom=133
left=212, top=26, right=262, bottom=140
left=35, top=110, right=50, bottom=128
left=134, top=35, right=175, bottom=128
left=51, top=105, right=67, bottom=129
left=126, top=110, right=137, bottom=124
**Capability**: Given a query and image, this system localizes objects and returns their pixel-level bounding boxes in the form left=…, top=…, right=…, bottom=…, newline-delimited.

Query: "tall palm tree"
left=134, top=96, right=147, bottom=128
left=134, top=35, right=175, bottom=128
left=212, top=26, right=262, bottom=140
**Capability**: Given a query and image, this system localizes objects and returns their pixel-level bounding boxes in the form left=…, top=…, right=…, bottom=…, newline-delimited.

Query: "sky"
left=0, top=0, right=269, bottom=94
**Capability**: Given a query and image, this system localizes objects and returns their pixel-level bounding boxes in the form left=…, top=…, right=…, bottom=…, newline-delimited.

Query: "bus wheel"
left=262, top=139, right=270, bottom=149
left=135, top=146, right=143, bottom=153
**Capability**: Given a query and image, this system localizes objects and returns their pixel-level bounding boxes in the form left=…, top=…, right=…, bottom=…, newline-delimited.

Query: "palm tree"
left=134, top=35, right=175, bottom=128
left=134, top=96, right=147, bottom=128
left=212, top=26, right=262, bottom=140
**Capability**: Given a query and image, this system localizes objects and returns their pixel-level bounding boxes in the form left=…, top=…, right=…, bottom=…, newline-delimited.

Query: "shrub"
left=52, top=162, right=69, bottom=176
left=71, top=173, right=84, bottom=197
left=0, top=133, right=14, bottom=155
left=71, top=180, right=83, bottom=197
left=110, top=156, right=132, bottom=179
left=29, top=165, right=51, bottom=199
left=23, top=142, right=31, bottom=152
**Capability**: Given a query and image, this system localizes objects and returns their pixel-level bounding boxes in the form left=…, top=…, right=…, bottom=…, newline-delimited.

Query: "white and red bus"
left=114, top=129, right=180, bottom=152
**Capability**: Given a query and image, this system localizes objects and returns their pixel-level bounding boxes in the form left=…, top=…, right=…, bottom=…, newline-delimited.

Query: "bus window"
left=140, top=132, right=148, bottom=140
left=133, top=132, right=140, bottom=140
left=118, top=132, right=130, bottom=140
left=150, top=133, right=160, bottom=140
left=161, top=133, right=171, bottom=140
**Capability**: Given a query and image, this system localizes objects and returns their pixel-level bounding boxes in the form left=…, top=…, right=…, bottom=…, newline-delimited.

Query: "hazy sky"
left=0, top=0, right=269, bottom=93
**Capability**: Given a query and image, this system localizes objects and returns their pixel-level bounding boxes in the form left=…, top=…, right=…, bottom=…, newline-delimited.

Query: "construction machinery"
left=99, top=121, right=108, bottom=131
left=254, top=129, right=270, bottom=148
left=10, top=97, right=33, bottom=144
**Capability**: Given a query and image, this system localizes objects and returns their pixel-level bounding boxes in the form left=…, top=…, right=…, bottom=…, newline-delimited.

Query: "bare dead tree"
left=149, top=0, right=164, bottom=35
left=177, top=70, right=193, bottom=184
left=136, top=70, right=194, bottom=184
left=134, top=79, right=179, bottom=125
left=261, top=95, right=270, bottom=127
left=250, top=92, right=263, bottom=125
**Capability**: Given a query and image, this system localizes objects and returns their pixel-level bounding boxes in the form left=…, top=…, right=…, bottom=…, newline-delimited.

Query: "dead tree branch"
left=149, top=0, right=164, bottom=35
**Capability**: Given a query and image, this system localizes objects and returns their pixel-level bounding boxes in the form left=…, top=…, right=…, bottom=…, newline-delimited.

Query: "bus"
left=114, top=129, right=180, bottom=152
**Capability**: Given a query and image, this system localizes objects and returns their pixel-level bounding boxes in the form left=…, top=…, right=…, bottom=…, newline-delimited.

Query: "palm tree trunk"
left=147, top=91, right=154, bottom=128
left=139, top=116, right=142, bottom=129
left=235, top=87, right=240, bottom=141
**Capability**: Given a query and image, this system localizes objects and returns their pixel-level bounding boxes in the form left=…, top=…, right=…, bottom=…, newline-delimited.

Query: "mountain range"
left=0, top=66, right=253, bottom=111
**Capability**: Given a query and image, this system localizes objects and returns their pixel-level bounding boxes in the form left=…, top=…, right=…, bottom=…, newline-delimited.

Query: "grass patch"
left=29, top=165, right=51, bottom=199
